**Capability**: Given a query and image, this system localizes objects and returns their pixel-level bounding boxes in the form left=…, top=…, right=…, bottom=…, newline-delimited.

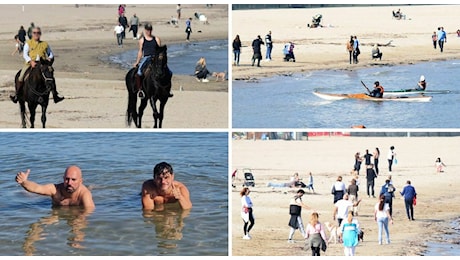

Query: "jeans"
left=137, top=56, right=150, bottom=76
left=288, top=216, right=305, bottom=239
left=367, top=180, right=375, bottom=196
left=405, top=198, right=414, bottom=220
left=438, top=39, right=444, bottom=52
left=233, top=50, right=240, bottom=65
left=377, top=217, right=390, bottom=244
left=116, top=33, right=123, bottom=46
left=131, top=25, right=138, bottom=38
left=265, top=46, right=272, bottom=59
left=388, top=159, right=393, bottom=172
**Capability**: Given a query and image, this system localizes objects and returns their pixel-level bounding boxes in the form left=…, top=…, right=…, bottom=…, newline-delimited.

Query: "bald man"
left=15, top=165, right=95, bottom=209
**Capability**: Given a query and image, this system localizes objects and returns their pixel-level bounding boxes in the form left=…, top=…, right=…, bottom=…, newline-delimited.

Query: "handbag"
left=321, top=236, right=327, bottom=252
left=413, top=197, right=417, bottom=206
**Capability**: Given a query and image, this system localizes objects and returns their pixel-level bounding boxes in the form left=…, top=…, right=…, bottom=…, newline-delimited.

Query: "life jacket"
left=377, top=85, right=384, bottom=93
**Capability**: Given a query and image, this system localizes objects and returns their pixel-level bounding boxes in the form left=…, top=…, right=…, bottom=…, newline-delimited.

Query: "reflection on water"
left=23, top=207, right=93, bottom=255
left=143, top=206, right=190, bottom=250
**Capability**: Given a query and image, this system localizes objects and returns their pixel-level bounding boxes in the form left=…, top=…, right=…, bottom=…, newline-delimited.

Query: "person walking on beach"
left=437, top=27, right=447, bottom=53
left=141, top=162, right=192, bottom=210
left=400, top=180, right=417, bottom=221
left=353, top=152, right=363, bottom=174
left=27, top=22, right=35, bottom=40
left=347, top=178, right=360, bottom=216
left=176, top=4, right=182, bottom=20
left=129, top=13, right=140, bottom=40
left=374, top=194, right=393, bottom=245
left=346, top=35, right=354, bottom=64
left=432, top=31, right=437, bottom=49
left=352, top=35, right=360, bottom=64
left=185, top=17, right=192, bottom=42
left=307, top=172, right=315, bottom=193
left=363, top=149, right=373, bottom=166
left=114, top=21, right=124, bottom=48
left=118, top=13, right=129, bottom=39
left=232, top=35, right=242, bottom=66
left=333, top=193, right=362, bottom=227
left=10, top=26, right=64, bottom=104
left=387, top=146, right=396, bottom=172
left=331, top=176, right=346, bottom=204
left=305, top=212, right=328, bottom=256
left=12, top=35, right=24, bottom=56
left=18, top=26, right=26, bottom=44
left=240, top=187, right=255, bottom=239
left=339, top=212, right=360, bottom=256
left=265, top=31, right=273, bottom=61
left=380, top=178, right=395, bottom=217
left=373, top=147, right=380, bottom=175
left=287, top=189, right=310, bottom=243
left=15, top=165, right=95, bottom=209
left=366, top=164, right=377, bottom=198
left=251, top=35, right=264, bottom=67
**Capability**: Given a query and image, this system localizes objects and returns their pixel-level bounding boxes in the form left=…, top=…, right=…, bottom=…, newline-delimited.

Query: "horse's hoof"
left=54, top=96, right=64, bottom=103
left=10, top=95, right=18, bottom=104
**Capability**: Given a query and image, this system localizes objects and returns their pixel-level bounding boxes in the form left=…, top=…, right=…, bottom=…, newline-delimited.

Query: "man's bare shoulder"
left=142, top=179, right=155, bottom=190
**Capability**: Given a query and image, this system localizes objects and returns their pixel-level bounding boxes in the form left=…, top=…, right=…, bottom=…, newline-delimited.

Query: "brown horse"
left=126, top=45, right=172, bottom=128
left=14, top=60, right=55, bottom=128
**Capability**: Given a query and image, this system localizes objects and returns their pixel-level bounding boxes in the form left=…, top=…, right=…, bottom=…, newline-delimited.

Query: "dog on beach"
left=324, top=222, right=338, bottom=244
left=212, top=71, right=226, bottom=81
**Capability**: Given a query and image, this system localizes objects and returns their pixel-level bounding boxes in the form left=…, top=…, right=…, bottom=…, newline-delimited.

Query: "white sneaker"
left=242, top=235, right=251, bottom=240
left=202, top=78, right=209, bottom=83
left=196, top=78, right=201, bottom=82
left=247, top=234, right=252, bottom=239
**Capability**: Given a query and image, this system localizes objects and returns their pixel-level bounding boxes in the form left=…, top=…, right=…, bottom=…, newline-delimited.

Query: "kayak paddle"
left=360, top=80, right=372, bottom=94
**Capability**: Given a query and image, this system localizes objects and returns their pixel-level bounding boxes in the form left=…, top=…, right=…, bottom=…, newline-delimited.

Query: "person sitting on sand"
left=195, top=57, right=211, bottom=82
left=371, top=44, right=382, bottom=61
left=291, top=172, right=307, bottom=188
left=416, top=75, right=427, bottom=90
left=15, top=165, right=95, bottom=209
left=435, top=157, right=446, bottom=173
left=370, top=81, right=384, bottom=98
left=141, top=162, right=192, bottom=210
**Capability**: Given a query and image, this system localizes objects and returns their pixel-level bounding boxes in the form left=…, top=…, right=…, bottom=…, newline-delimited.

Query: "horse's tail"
left=125, top=68, right=136, bottom=127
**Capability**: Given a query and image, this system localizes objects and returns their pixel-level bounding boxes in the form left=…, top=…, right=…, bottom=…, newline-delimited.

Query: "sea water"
left=0, top=132, right=228, bottom=256
left=105, top=39, right=228, bottom=76
left=233, top=60, right=460, bottom=128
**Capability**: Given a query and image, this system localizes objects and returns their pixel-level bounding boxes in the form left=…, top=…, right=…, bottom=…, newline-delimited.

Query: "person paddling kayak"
left=416, top=75, right=427, bottom=90
left=370, top=81, right=384, bottom=98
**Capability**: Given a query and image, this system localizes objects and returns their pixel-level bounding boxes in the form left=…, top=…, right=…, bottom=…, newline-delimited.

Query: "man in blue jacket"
left=400, top=180, right=417, bottom=221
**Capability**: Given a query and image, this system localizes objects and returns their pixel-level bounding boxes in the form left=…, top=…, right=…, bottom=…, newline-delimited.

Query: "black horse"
left=14, top=60, right=56, bottom=128
left=126, top=45, right=172, bottom=128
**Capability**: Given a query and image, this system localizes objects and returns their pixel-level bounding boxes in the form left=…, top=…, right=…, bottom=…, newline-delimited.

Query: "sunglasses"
left=32, top=31, right=41, bottom=35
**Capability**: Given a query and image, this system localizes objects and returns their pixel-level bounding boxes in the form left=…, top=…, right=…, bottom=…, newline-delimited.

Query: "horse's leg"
left=41, top=104, right=47, bottom=128
left=137, top=98, right=148, bottom=128
left=28, top=103, right=36, bottom=128
left=19, top=101, right=27, bottom=128
left=150, top=97, right=159, bottom=128
left=158, top=98, right=168, bottom=129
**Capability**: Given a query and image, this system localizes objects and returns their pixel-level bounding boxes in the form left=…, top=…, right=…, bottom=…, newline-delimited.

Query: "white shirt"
left=241, top=195, right=253, bottom=208
left=114, top=25, right=124, bottom=34
left=374, top=202, right=390, bottom=218
left=334, top=181, right=346, bottom=191
left=387, top=149, right=395, bottom=160
left=335, top=199, right=353, bottom=219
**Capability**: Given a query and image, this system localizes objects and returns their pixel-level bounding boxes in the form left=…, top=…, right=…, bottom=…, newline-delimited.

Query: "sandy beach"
left=0, top=4, right=228, bottom=128
left=232, top=5, right=460, bottom=79
left=232, top=135, right=460, bottom=256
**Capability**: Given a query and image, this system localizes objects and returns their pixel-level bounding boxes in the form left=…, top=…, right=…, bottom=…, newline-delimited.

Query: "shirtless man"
left=141, top=162, right=192, bottom=210
left=15, top=165, right=95, bottom=209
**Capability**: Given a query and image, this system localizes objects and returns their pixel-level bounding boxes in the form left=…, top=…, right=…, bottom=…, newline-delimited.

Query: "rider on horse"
left=133, top=23, right=173, bottom=99
left=10, top=26, right=64, bottom=104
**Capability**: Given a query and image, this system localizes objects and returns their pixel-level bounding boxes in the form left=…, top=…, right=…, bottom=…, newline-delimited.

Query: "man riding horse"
left=133, top=23, right=173, bottom=99
left=10, top=26, right=64, bottom=104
